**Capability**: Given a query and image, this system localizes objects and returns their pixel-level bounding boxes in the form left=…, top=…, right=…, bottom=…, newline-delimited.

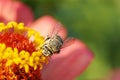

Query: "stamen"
left=0, top=21, right=48, bottom=80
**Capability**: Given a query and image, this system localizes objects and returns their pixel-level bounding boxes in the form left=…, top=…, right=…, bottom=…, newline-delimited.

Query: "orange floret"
left=0, top=32, right=36, bottom=53
left=0, top=22, right=48, bottom=80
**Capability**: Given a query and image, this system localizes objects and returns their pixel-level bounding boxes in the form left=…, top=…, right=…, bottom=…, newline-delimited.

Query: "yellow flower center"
left=0, top=21, right=48, bottom=79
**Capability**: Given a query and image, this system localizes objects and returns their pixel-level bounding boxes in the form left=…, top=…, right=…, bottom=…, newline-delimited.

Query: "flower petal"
left=30, top=15, right=67, bottom=40
left=41, top=39, right=94, bottom=80
left=30, top=15, right=93, bottom=80
left=106, top=69, right=120, bottom=80
left=0, top=0, right=34, bottom=25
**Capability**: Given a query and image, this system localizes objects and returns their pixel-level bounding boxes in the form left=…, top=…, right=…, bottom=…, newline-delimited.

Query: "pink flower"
left=0, top=0, right=94, bottom=80
left=0, top=0, right=33, bottom=25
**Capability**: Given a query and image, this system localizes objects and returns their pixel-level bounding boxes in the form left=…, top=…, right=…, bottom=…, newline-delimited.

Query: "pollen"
left=0, top=21, right=48, bottom=80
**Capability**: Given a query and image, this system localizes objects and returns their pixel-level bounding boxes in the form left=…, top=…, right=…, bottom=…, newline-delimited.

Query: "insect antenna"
left=50, top=22, right=63, bottom=37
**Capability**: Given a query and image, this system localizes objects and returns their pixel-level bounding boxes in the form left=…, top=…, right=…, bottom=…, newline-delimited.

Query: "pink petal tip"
left=42, top=39, right=94, bottom=80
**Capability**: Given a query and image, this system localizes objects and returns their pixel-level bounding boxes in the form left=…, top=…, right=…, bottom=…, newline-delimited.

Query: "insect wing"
left=61, top=37, right=75, bottom=49
left=50, top=23, right=63, bottom=37
left=44, top=23, right=62, bottom=40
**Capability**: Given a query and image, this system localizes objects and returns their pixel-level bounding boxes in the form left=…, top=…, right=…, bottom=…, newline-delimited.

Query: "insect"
left=41, top=23, right=75, bottom=56
left=41, top=34, right=63, bottom=56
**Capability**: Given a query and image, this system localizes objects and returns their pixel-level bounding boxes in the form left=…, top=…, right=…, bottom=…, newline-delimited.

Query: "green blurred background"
left=21, top=0, right=120, bottom=79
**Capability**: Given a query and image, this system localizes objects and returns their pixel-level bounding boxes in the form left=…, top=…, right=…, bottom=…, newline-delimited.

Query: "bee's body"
left=41, top=34, right=63, bottom=56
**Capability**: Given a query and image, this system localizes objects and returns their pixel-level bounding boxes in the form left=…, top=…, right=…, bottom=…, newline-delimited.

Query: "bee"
left=41, top=23, right=74, bottom=56
left=41, top=34, right=63, bottom=56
